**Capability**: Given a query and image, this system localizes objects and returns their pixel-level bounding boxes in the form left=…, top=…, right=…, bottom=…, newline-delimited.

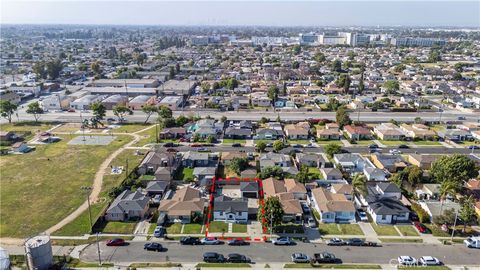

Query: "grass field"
left=338, top=224, right=364, bottom=235
left=379, top=238, right=423, bottom=243
left=0, top=132, right=131, bottom=238
left=412, top=141, right=441, bottom=146
left=352, top=140, right=376, bottom=145
left=208, top=221, right=228, bottom=233
left=129, top=263, right=182, bottom=268
left=177, top=167, right=194, bottom=182
left=133, top=125, right=159, bottom=147
left=183, top=223, right=203, bottom=234
left=97, top=221, right=137, bottom=234
left=232, top=223, right=247, bottom=233
left=370, top=223, right=400, bottom=236
left=166, top=223, right=183, bottom=234
left=396, top=225, right=419, bottom=236
left=318, top=224, right=342, bottom=235
left=308, top=167, right=322, bottom=179
left=110, top=123, right=151, bottom=133
left=1, top=122, right=53, bottom=140
left=53, top=200, right=109, bottom=236
left=222, top=138, right=247, bottom=145
left=288, top=139, right=311, bottom=145
left=51, top=236, right=134, bottom=246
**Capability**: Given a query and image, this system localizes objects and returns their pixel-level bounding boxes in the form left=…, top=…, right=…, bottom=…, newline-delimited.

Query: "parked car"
left=419, top=256, right=441, bottom=266
left=232, top=143, right=242, bottom=147
left=180, top=236, right=201, bottom=245
left=313, top=252, right=338, bottom=264
left=227, top=253, right=250, bottom=263
left=227, top=239, right=249, bottom=246
left=307, top=217, right=317, bottom=228
left=164, top=142, right=178, bottom=147
left=191, top=143, right=202, bottom=147
left=368, top=144, right=378, bottom=149
left=67, top=108, right=76, bottom=112
left=291, top=253, right=311, bottom=263
left=326, top=238, right=345, bottom=246
left=414, top=222, right=428, bottom=233
left=301, top=202, right=310, bottom=214
left=166, top=148, right=177, bottom=153
left=464, top=236, right=480, bottom=248
left=468, top=145, right=479, bottom=150
left=106, top=238, right=125, bottom=246
left=144, top=242, right=163, bottom=252
left=197, top=148, right=211, bottom=152
left=357, top=210, right=368, bottom=221
left=397, top=256, right=417, bottom=265
left=153, top=226, right=165, bottom=238
left=272, top=237, right=294, bottom=245
left=203, top=252, right=225, bottom=263
left=346, top=238, right=364, bottom=246
left=389, top=149, right=402, bottom=154
left=201, top=237, right=222, bottom=245
left=398, top=144, right=409, bottom=149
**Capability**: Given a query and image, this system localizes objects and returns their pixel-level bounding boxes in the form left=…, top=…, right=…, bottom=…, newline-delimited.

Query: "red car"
left=191, top=143, right=201, bottom=147
left=106, top=238, right=126, bottom=246
left=414, top=222, right=428, bottom=233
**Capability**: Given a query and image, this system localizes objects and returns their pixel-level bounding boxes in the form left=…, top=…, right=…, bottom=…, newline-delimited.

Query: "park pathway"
left=44, top=125, right=157, bottom=235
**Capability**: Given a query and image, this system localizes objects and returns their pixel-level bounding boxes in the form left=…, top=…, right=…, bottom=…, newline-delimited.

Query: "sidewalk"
left=358, top=222, right=379, bottom=242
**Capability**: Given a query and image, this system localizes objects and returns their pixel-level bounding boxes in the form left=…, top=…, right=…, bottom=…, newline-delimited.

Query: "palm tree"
left=439, top=180, right=458, bottom=214
left=352, top=173, right=368, bottom=201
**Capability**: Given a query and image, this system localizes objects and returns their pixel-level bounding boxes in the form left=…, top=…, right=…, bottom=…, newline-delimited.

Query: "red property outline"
left=204, top=177, right=267, bottom=241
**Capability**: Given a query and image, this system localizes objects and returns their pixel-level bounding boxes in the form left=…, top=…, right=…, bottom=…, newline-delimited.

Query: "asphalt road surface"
left=80, top=241, right=480, bottom=265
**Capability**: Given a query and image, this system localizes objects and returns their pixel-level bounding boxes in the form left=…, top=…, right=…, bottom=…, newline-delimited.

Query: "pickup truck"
left=313, top=252, right=338, bottom=264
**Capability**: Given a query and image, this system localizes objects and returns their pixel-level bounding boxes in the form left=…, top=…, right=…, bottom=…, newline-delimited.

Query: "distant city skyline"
left=1, top=1, right=479, bottom=27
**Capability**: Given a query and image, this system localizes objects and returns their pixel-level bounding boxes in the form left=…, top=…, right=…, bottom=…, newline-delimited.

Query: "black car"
left=180, top=236, right=201, bottom=245
left=468, top=145, right=480, bottom=150
left=314, top=252, right=338, bottom=264
left=227, top=253, right=250, bottom=263
left=144, top=242, right=163, bottom=251
left=398, top=144, right=409, bottom=149
left=368, top=144, right=378, bottom=149
left=232, top=143, right=242, bottom=147
left=227, top=239, right=249, bottom=246
left=203, top=252, right=226, bottom=263
left=164, top=142, right=178, bottom=147
left=346, top=238, right=364, bottom=246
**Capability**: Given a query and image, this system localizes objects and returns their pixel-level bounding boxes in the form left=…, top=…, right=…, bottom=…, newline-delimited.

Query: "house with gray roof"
left=145, top=181, right=169, bottom=197
left=213, top=196, right=248, bottom=223
left=240, top=182, right=259, bottom=198
left=105, top=190, right=150, bottom=221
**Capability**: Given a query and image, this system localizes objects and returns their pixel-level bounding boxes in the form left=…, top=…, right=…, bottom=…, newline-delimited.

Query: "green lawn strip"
left=208, top=221, right=229, bottom=233
left=288, top=139, right=311, bottom=145
left=351, top=140, right=376, bottom=145
left=196, top=263, right=251, bottom=268
left=183, top=223, right=203, bottom=234
left=166, top=223, right=183, bottom=234
left=370, top=223, right=400, bottom=236
left=284, top=264, right=381, bottom=269
left=133, top=125, right=159, bottom=147
left=274, top=224, right=305, bottom=234
left=338, top=224, right=364, bottom=235
left=412, top=141, right=441, bottom=146
left=110, top=123, right=152, bottom=133
left=130, top=263, right=182, bottom=268
left=51, top=236, right=134, bottom=246
left=99, top=221, right=137, bottom=234
left=379, top=238, right=423, bottom=243
left=398, top=266, right=450, bottom=270
left=53, top=201, right=109, bottom=236
left=222, top=138, right=247, bottom=145
left=378, top=140, right=405, bottom=146
left=396, top=225, right=419, bottom=236
left=232, top=223, right=248, bottom=233
left=148, top=223, right=158, bottom=234
left=318, top=224, right=342, bottom=235
left=176, top=167, right=194, bottom=181
left=424, top=224, right=450, bottom=237
left=0, top=134, right=131, bottom=237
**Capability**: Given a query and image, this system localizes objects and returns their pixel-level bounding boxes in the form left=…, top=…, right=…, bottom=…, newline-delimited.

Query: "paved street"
left=79, top=241, right=480, bottom=265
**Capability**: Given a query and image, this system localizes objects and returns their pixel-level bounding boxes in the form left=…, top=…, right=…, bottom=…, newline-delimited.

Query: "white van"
left=464, top=236, right=480, bottom=248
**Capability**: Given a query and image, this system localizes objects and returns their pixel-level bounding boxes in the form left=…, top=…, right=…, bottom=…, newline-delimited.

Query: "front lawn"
left=208, top=221, right=228, bottom=233
left=97, top=221, right=137, bottom=234
left=378, top=140, right=405, bottom=146
left=222, top=138, right=246, bottom=145
left=370, top=223, right=400, bottom=236
left=396, top=225, right=419, bottom=236
left=379, top=238, right=422, bottom=243
left=0, top=133, right=131, bottom=237
left=413, top=140, right=441, bottom=146
left=274, top=224, right=305, bottom=234
left=183, top=223, right=203, bottom=234
left=232, top=223, right=247, bottom=233
left=166, top=223, right=183, bottom=234
left=110, top=123, right=151, bottom=133
left=352, top=140, right=376, bottom=145
left=288, top=139, right=311, bottom=145
left=176, top=167, right=194, bottom=182
left=338, top=224, right=364, bottom=235
left=53, top=201, right=108, bottom=236
left=318, top=224, right=341, bottom=235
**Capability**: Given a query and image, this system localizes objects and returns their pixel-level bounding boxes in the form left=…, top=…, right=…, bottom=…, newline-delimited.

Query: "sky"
left=1, top=1, right=479, bottom=27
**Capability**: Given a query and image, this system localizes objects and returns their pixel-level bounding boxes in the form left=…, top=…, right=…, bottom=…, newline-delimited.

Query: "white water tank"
left=25, top=235, right=53, bottom=270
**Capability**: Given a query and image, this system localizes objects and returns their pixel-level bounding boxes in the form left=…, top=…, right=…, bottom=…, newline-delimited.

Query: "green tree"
left=169, top=66, right=175, bottom=79
left=272, top=140, right=285, bottom=152
left=158, top=117, right=176, bottom=129
left=336, top=107, right=351, bottom=129
left=295, top=165, right=309, bottom=184
left=259, top=117, right=269, bottom=124
left=176, top=115, right=189, bottom=126
left=32, top=61, right=47, bottom=79
left=201, top=82, right=211, bottom=93
left=314, top=52, right=326, bottom=63
left=292, top=61, right=300, bottom=69
left=383, top=80, right=400, bottom=94
left=428, top=50, right=441, bottom=63
left=26, top=101, right=43, bottom=122
left=192, top=133, right=201, bottom=142
left=330, top=60, right=342, bottom=72
left=91, top=102, right=106, bottom=122
left=256, top=141, right=267, bottom=153
left=459, top=195, right=476, bottom=232
left=113, top=105, right=133, bottom=122
left=292, top=45, right=301, bottom=55
left=158, top=105, right=173, bottom=119
left=439, top=180, right=460, bottom=213
left=258, top=166, right=284, bottom=179
left=259, top=196, right=284, bottom=230
left=141, top=105, right=157, bottom=124
left=220, top=115, right=227, bottom=123
left=206, top=135, right=215, bottom=144
left=267, top=85, right=279, bottom=103
left=226, top=78, right=239, bottom=90
left=324, top=143, right=342, bottom=159
left=0, top=100, right=17, bottom=123
left=393, top=64, right=406, bottom=73
left=90, top=61, right=101, bottom=74
left=46, top=59, right=63, bottom=79
left=230, top=157, right=249, bottom=175
left=352, top=173, right=367, bottom=196
left=431, top=154, right=478, bottom=188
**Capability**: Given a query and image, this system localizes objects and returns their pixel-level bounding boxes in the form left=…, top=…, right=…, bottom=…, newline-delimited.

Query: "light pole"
left=80, top=186, right=93, bottom=231
left=450, top=210, right=459, bottom=242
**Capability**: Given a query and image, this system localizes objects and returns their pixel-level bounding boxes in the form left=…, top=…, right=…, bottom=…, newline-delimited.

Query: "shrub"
left=411, top=202, right=430, bottom=223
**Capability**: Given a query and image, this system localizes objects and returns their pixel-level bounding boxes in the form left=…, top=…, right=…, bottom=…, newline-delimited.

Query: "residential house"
left=295, top=153, right=324, bottom=168
left=316, top=126, right=341, bottom=140
left=259, top=152, right=292, bottom=169
left=70, top=94, right=104, bottom=110
left=182, top=152, right=211, bottom=168
left=145, top=181, right=169, bottom=197
left=400, top=124, right=436, bottom=140
left=224, top=127, right=252, bottom=139
left=331, top=184, right=354, bottom=201
left=343, top=125, right=372, bottom=140
left=320, top=168, right=343, bottom=181
left=128, top=95, right=157, bottom=110
left=240, top=182, right=259, bottom=198
left=407, top=154, right=439, bottom=170
left=438, top=129, right=472, bottom=142
left=158, top=186, right=206, bottom=223
left=101, top=95, right=128, bottom=110
left=105, top=190, right=150, bottom=221
left=159, top=127, right=186, bottom=140
left=371, top=153, right=408, bottom=173
left=415, top=184, right=440, bottom=200
left=310, top=187, right=356, bottom=223
left=419, top=201, right=461, bottom=222
left=254, top=128, right=284, bottom=140
left=213, top=196, right=248, bottom=223
left=284, top=122, right=310, bottom=140
left=221, top=151, right=247, bottom=165
left=193, top=167, right=217, bottom=182
left=262, top=178, right=304, bottom=222
left=373, top=123, right=407, bottom=141
left=138, top=151, right=179, bottom=175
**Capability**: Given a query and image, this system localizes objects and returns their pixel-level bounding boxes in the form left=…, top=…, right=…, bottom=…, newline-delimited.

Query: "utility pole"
left=80, top=186, right=93, bottom=232
left=95, top=232, right=102, bottom=265
left=125, top=158, right=129, bottom=178
left=270, top=211, right=274, bottom=240
left=450, top=210, right=459, bottom=242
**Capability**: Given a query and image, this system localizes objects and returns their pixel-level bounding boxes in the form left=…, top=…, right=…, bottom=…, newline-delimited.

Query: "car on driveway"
left=203, top=252, right=225, bottom=263
left=227, top=253, right=250, bottom=263
left=307, top=217, right=317, bottom=228
left=291, top=253, right=311, bottom=263
left=313, top=252, right=338, bottom=264
left=368, top=144, right=378, bottom=149
left=106, top=238, right=126, bottom=246
left=180, top=236, right=201, bottom=245
left=227, top=239, right=249, bottom=246
left=357, top=210, right=368, bottom=221
left=201, top=237, right=222, bottom=245
left=301, top=202, right=310, bottom=214
left=326, top=238, right=345, bottom=246
left=397, top=256, right=417, bottom=265
left=144, top=242, right=163, bottom=251
left=414, top=222, right=428, bottom=233
left=153, top=226, right=165, bottom=238
left=346, top=238, right=364, bottom=246
left=419, top=256, right=441, bottom=266
left=272, top=237, right=294, bottom=245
